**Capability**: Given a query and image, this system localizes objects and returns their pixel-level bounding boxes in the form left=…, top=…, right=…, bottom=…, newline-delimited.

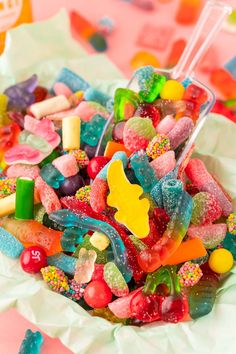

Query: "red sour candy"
left=130, top=288, right=161, bottom=323
left=87, top=156, right=110, bottom=180
left=134, top=103, right=161, bottom=128
left=112, top=121, right=126, bottom=143
left=91, top=264, right=104, bottom=281
left=84, top=280, right=113, bottom=308
left=159, top=295, right=188, bottom=323
left=20, top=246, right=47, bottom=274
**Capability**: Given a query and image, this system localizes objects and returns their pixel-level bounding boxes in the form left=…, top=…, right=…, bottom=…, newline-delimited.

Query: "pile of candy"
left=0, top=66, right=235, bottom=325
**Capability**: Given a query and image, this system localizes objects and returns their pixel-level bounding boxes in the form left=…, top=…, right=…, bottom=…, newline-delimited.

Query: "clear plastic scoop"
left=96, top=0, right=232, bottom=168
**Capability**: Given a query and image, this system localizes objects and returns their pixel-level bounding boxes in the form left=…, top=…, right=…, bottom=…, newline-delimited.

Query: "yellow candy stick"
left=107, top=160, right=150, bottom=238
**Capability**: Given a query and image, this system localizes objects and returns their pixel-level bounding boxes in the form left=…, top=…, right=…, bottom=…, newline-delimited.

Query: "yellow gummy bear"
left=107, top=160, right=150, bottom=238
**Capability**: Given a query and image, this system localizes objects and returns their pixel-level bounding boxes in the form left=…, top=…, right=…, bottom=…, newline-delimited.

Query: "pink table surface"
left=0, top=1, right=235, bottom=353
left=0, top=309, right=72, bottom=353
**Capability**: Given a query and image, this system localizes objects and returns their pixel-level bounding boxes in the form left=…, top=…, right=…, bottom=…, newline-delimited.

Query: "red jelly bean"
left=135, top=103, right=160, bottom=128
left=159, top=295, right=188, bottom=323
left=112, top=121, right=126, bottom=143
left=20, top=246, right=47, bottom=274
left=130, top=288, right=161, bottom=322
left=87, top=156, right=110, bottom=179
left=84, top=280, right=113, bottom=308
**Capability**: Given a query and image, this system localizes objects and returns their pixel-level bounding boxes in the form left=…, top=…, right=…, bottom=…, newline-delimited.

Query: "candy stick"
left=0, top=191, right=40, bottom=217
left=0, top=218, right=63, bottom=256
left=35, top=176, right=61, bottom=214
left=7, top=164, right=40, bottom=179
left=62, top=116, right=81, bottom=150
left=0, top=226, right=24, bottom=258
left=61, top=197, right=144, bottom=282
left=15, top=177, right=35, bottom=220
left=162, top=238, right=207, bottom=265
left=30, top=95, right=70, bottom=119
left=185, top=158, right=232, bottom=216
left=138, top=190, right=192, bottom=272
left=162, top=179, right=183, bottom=216
left=49, top=209, right=133, bottom=282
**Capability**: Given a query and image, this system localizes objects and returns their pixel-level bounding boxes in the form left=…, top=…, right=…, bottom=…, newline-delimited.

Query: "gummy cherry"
left=159, top=294, right=188, bottom=323
left=87, top=156, right=110, bottom=179
left=130, top=288, right=161, bottom=322
left=135, top=103, right=160, bottom=128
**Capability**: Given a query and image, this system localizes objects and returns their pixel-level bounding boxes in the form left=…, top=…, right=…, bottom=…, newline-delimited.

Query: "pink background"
left=0, top=1, right=235, bottom=353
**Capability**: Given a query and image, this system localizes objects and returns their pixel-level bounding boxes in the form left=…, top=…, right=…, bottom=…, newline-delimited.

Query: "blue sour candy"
left=162, top=179, right=183, bottom=216
left=49, top=209, right=132, bottom=282
left=81, top=114, right=107, bottom=147
left=40, top=163, right=65, bottom=189
left=19, top=329, right=43, bottom=354
left=0, top=227, right=24, bottom=258
left=53, top=68, right=90, bottom=93
left=84, top=87, right=112, bottom=107
left=151, top=168, right=178, bottom=208
left=130, top=151, right=158, bottom=193
left=47, top=253, right=77, bottom=275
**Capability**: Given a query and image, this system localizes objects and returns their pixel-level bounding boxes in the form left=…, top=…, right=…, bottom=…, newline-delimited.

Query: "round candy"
left=59, top=174, right=84, bottom=196
left=87, top=156, right=110, bottom=180
left=146, top=134, right=170, bottom=159
left=227, top=213, right=236, bottom=235
left=208, top=248, right=234, bottom=274
left=84, top=280, right=113, bottom=308
left=160, top=80, right=185, bottom=100
left=20, top=246, right=47, bottom=273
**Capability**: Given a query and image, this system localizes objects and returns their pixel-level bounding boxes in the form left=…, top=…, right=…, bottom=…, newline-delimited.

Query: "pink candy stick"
left=35, top=176, right=61, bottom=214
left=90, top=178, right=108, bottom=213
left=7, top=164, right=40, bottom=179
left=150, top=150, right=176, bottom=179
left=24, top=116, right=60, bottom=148
left=167, top=116, right=194, bottom=150
left=75, top=101, right=110, bottom=122
left=52, top=154, right=79, bottom=178
left=53, top=82, right=73, bottom=98
left=157, top=115, right=176, bottom=135
left=185, top=158, right=232, bottom=216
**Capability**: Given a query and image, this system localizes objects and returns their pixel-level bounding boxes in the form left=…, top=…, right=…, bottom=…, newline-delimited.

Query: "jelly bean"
left=84, top=280, right=112, bottom=308
left=87, top=156, right=110, bottom=180
left=20, top=246, right=47, bottom=273
left=19, top=329, right=43, bottom=354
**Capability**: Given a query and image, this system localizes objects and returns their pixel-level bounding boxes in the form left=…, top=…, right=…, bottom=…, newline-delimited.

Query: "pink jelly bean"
left=5, top=144, right=43, bottom=165
left=35, top=176, right=61, bottom=214
left=167, top=116, right=194, bottom=150
left=150, top=150, right=176, bottom=179
left=185, top=158, right=233, bottom=216
left=24, top=116, right=60, bottom=148
left=108, top=288, right=142, bottom=319
left=187, top=223, right=227, bottom=249
left=53, top=82, right=73, bottom=98
left=75, top=101, right=110, bottom=122
left=6, top=164, right=40, bottom=179
left=157, top=115, right=176, bottom=135
left=90, top=178, right=108, bottom=213
left=52, top=154, right=79, bottom=178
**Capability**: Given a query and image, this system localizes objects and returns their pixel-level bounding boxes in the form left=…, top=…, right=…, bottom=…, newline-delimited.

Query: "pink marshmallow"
left=157, top=115, right=176, bottom=135
left=150, top=150, right=176, bottom=179
left=52, top=154, right=79, bottom=178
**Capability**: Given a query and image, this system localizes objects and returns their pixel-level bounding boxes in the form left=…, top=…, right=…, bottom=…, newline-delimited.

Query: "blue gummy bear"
left=150, top=168, right=178, bottom=208
left=130, top=152, right=158, bottom=193
left=40, top=163, right=65, bottom=189
left=162, top=179, right=183, bottom=216
left=49, top=209, right=133, bottom=282
left=81, top=114, right=107, bottom=147
left=53, top=68, right=90, bottom=93
left=97, top=151, right=128, bottom=180
left=18, top=329, right=43, bottom=354
left=84, top=87, right=111, bottom=107
left=0, top=227, right=24, bottom=258
left=47, top=253, right=77, bottom=275
left=61, top=227, right=86, bottom=252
